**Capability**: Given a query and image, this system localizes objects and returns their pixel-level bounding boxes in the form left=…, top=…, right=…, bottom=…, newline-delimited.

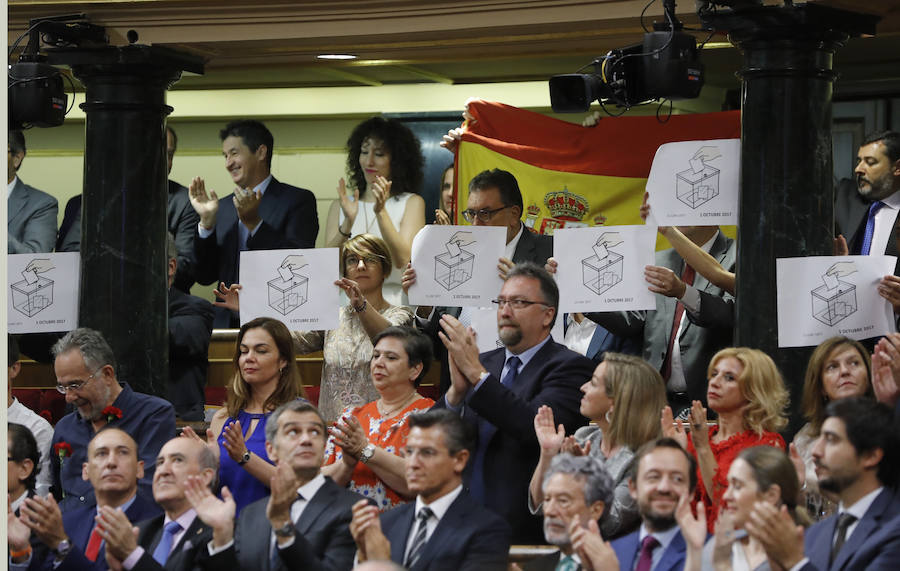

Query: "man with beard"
left=49, top=328, right=176, bottom=512
left=436, top=262, right=594, bottom=543
left=611, top=438, right=697, bottom=571
left=746, top=397, right=900, bottom=570
left=835, top=131, right=900, bottom=313
left=520, top=454, right=613, bottom=571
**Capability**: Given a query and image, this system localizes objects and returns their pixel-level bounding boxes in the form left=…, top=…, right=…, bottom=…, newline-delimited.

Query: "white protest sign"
left=776, top=255, right=896, bottom=348
left=646, top=139, right=740, bottom=226
left=239, top=248, right=341, bottom=330
left=553, top=226, right=657, bottom=313
left=408, top=225, right=506, bottom=307
left=8, top=253, right=80, bottom=333
left=470, top=307, right=565, bottom=354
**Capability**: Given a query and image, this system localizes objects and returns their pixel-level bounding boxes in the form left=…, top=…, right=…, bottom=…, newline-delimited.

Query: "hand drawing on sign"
left=811, top=262, right=858, bottom=326
left=677, top=145, right=722, bottom=209
left=268, top=255, right=310, bottom=315
left=582, top=233, right=624, bottom=295
left=435, top=231, right=477, bottom=291
left=12, top=258, right=55, bottom=317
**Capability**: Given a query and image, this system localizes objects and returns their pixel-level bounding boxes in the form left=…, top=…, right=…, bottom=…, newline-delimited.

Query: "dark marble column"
left=700, top=4, right=878, bottom=433
left=48, top=45, right=203, bottom=396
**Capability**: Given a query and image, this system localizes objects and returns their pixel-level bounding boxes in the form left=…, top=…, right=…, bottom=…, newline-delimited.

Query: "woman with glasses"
left=324, top=116, right=426, bottom=305
left=215, top=234, right=413, bottom=422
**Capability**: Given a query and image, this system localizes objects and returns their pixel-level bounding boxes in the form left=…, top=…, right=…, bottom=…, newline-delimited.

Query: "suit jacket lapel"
left=166, top=517, right=209, bottom=569
left=657, top=531, right=686, bottom=571
left=7, top=179, right=27, bottom=223
left=387, top=506, right=416, bottom=565
left=257, top=178, right=282, bottom=229
left=410, top=492, right=466, bottom=571
left=512, top=228, right=535, bottom=264
left=831, top=490, right=892, bottom=570
left=295, top=478, right=332, bottom=535
left=807, top=516, right=837, bottom=571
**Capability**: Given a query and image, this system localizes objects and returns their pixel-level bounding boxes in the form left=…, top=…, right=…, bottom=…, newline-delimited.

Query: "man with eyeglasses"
left=433, top=262, right=593, bottom=543
left=402, top=168, right=554, bottom=395
left=49, top=328, right=175, bottom=513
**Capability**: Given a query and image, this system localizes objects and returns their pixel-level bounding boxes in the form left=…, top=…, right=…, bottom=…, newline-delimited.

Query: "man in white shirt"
left=349, top=409, right=511, bottom=571
left=7, top=335, right=53, bottom=496
left=746, top=397, right=900, bottom=571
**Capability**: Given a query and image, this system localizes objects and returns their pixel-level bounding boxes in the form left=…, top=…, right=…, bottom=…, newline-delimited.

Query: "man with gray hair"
left=522, top=454, right=613, bottom=571
left=50, top=327, right=176, bottom=512
left=166, top=232, right=214, bottom=421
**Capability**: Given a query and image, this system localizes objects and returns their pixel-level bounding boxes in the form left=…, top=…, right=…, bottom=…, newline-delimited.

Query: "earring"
left=605, top=410, right=613, bottom=424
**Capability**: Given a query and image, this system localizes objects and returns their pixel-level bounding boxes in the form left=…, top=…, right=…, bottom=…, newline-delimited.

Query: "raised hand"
left=561, top=435, right=590, bottom=457
left=213, top=282, right=242, bottom=312
left=221, top=420, right=248, bottom=463
left=401, top=263, right=418, bottom=295
left=434, top=209, right=452, bottom=225
left=570, top=518, right=618, bottom=571
left=96, top=506, right=138, bottom=561
left=334, top=278, right=366, bottom=311
left=350, top=499, right=391, bottom=561
left=185, top=477, right=235, bottom=545
left=675, top=494, right=707, bottom=552
left=745, top=502, right=805, bottom=570
left=189, top=177, right=219, bottom=229
left=661, top=406, right=688, bottom=449
left=687, top=400, right=710, bottom=451
left=267, top=461, right=300, bottom=530
left=232, top=187, right=262, bottom=232
left=534, top=405, right=565, bottom=455
left=644, top=265, right=687, bottom=298
left=337, top=177, right=360, bottom=222
left=371, top=176, right=391, bottom=214
left=330, top=412, right=368, bottom=459
left=7, top=501, right=31, bottom=554
left=873, top=333, right=900, bottom=407
left=20, top=494, right=68, bottom=549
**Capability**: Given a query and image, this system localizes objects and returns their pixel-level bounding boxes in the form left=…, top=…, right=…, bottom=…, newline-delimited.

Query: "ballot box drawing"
left=435, top=240, right=475, bottom=291
left=12, top=275, right=54, bottom=317
left=676, top=163, right=720, bottom=209
left=811, top=280, right=857, bottom=326
left=268, top=273, right=309, bottom=315
left=582, top=246, right=623, bottom=295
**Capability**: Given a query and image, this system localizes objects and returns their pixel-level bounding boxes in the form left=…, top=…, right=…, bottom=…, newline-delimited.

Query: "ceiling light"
left=317, top=54, right=357, bottom=60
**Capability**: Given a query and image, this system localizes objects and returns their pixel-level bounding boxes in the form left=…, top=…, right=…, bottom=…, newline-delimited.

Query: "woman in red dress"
left=663, top=347, right=788, bottom=531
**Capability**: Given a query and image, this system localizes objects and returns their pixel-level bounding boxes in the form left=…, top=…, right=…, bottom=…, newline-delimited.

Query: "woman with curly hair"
left=325, top=116, right=426, bottom=304
left=663, top=347, right=788, bottom=532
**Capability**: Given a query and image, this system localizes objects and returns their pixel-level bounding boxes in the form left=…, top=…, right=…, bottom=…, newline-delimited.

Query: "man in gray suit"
left=187, top=400, right=364, bottom=571
left=8, top=130, right=58, bottom=253
left=586, top=225, right=735, bottom=415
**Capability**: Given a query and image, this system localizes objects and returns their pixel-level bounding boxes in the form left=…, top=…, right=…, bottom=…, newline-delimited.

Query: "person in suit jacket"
left=188, top=119, right=319, bottom=328
left=99, top=436, right=217, bottom=571
left=186, top=400, right=363, bottom=571
left=609, top=438, right=698, bottom=571
left=8, top=130, right=58, bottom=254
left=350, top=409, right=511, bottom=571
left=165, top=233, right=214, bottom=422
left=585, top=226, right=735, bottom=414
left=435, top=262, right=594, bottom=543
left=11, top=428, right=162, bottom=571
left=746, top=397, right=900, bottom=571
left=402, top=168, right=555, bottom=395
left=520, top=453, right=613, bottom=571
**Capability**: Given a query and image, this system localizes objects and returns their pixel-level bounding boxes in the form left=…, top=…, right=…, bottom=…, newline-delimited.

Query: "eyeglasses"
left=55, top=368, right=103, bottom=394
left=345, top=254, right=382, bottom=268
left=462, top=205, right=511, bottom=223
left=492, top=298, right=550, bottom=310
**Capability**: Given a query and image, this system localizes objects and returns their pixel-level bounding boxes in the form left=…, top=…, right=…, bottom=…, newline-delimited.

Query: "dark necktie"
left=635, top=535, right=659, bottom=571
left=404, top=506, right=434, bottom=568
left=661, top=263, right=695, bottom=381
left=470, top=356, right=521, bottom=502
left=152, top=521, right=182, bottom=565
left=830, top=512, right=857, bottom=564
left=857, top=200, right=885, bottom=255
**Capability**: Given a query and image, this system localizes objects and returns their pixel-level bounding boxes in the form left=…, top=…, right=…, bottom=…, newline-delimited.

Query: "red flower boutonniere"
left=54, top=441, right=73, bottom=460
left=102, top=406, right=123, bottom=424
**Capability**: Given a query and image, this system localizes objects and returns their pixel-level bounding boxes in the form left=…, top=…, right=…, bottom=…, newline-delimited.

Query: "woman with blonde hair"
left=793, top=336, right=873, bottom=518
left=530, top=352, right=667, bottom=538
left=664, top=347, right=788, bottom=532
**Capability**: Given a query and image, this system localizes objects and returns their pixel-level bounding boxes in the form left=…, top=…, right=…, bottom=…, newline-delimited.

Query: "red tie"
left=661, top=263, right=695, bottom=381
left=85, top=525, right=103, bottom=561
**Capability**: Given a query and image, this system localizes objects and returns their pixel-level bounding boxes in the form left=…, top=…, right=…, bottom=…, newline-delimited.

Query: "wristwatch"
left=359, top=443, right=376, bottom=464
left=273, top=521, right=295, bottom=538
left=238, top=450, right=251, bottom=465
left=53, top=538, right=72, bottom=562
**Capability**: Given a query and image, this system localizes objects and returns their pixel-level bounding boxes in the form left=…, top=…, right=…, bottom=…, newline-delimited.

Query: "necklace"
left=361, top=200, right=376, bottom=234
left=377, top=392, right=418, bottom=418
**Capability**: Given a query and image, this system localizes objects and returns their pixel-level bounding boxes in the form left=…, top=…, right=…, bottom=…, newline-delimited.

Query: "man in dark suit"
left=188, top=400, right=362, bottom=571
left=403, top=168, right=554, bottom=395
left=8, top=129, right=58, bottom=254
left=747, top=397, right=900, bottom=571
left=586, top=225, right=735, bottom=414
left=610, top=438, right=696, bottom=571
left=435, top=262, right=594, bottom=543
left=100, top=436, right=217, bottom=571
left=189, top=119, right=319, bottom=327
left=350, top=409, right=511, bottom=571
left=12, top=428, right=162, bottom=570
left=521, top=454, right=612, bottom=571
left=166, top=233, right=214, bottom=422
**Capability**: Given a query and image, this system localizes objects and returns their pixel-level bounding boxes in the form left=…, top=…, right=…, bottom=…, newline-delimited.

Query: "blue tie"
left=859, top=200, right=885, bottom=255
left=152, top=521, right=182, bottom=566
left=470, top=356, right=521, bottom=503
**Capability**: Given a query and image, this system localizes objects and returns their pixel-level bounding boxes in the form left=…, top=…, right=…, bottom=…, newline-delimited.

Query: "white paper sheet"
left=776, top=255, right=896, bottom=348
left=408, top=225, right=506, bottom=307
left=8, top=253, right=80, bottom=334
left=470, top=307, right=566, bottom=354
left=239, top=248, right=341, bottom=330
left=646, top=138, right=740, bottom=226
left=553, top=226, right=657, bottom=313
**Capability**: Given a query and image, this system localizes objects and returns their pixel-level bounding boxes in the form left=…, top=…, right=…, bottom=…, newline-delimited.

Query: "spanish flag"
left=455, top=100, right=741, bottom=237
